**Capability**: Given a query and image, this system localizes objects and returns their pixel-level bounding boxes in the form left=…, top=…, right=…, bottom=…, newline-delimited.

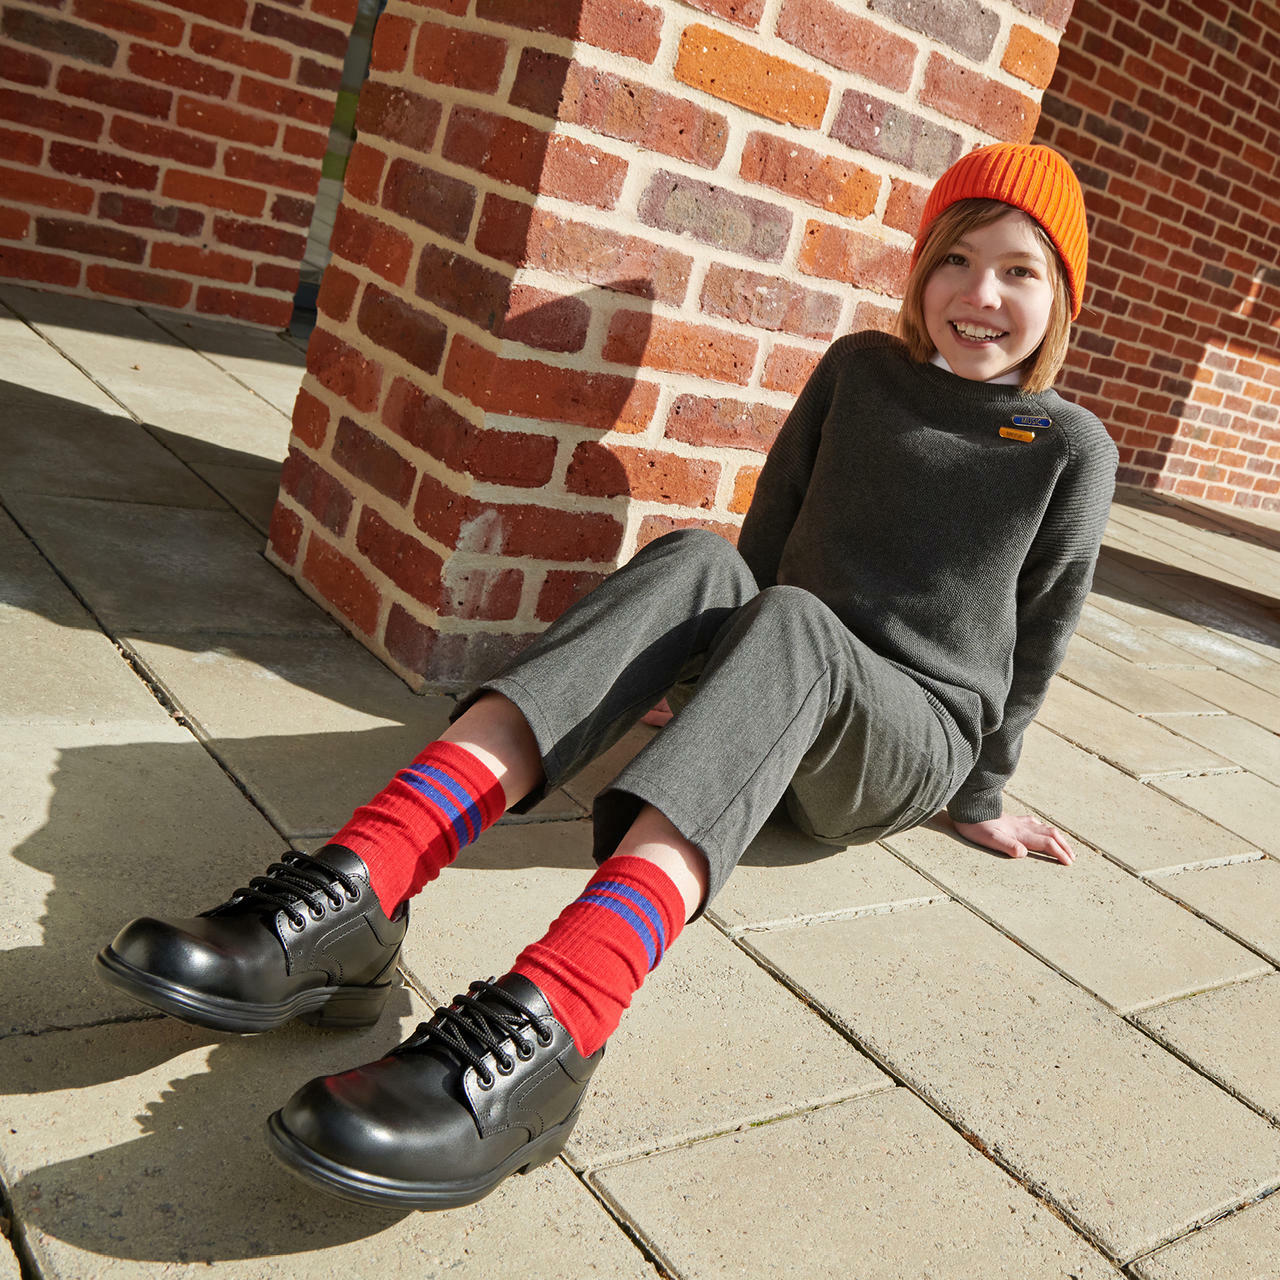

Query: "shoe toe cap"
left=279, top=1058, right=487, bottom=1185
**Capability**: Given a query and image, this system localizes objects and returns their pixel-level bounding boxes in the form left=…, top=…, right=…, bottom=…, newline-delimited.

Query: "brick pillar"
left=268, top=0, right=1080, bottom=690
left=0, top=0, right=351, bottom=324
left=1035, top=0, right=1280, bottom=512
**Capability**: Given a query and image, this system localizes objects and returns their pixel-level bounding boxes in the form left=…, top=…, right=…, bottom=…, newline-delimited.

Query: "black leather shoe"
left=94, top=845, right=407, bottom=1033
left=265, top=973, right=602, bottom=1210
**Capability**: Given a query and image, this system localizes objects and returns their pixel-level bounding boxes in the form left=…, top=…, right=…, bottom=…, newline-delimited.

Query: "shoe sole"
left=93, top=947, right=393, bottom=1033
left=263, top=1107, right=581, bottom=1211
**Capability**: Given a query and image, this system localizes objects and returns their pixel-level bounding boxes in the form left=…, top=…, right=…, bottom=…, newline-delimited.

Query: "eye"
left=943, top=252, right=967, bottom=267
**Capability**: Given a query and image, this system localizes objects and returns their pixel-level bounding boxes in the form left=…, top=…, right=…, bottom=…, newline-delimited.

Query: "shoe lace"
left=220, top=853, right=360, bottom=931
left=398, top=980, right=554, bottom=1088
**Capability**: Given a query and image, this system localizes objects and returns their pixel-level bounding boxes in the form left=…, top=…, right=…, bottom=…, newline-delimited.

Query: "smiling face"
left=922, top=209, right=1056, bottom=383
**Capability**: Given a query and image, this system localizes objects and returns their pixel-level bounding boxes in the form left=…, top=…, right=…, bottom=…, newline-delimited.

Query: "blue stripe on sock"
left=400, top=766, right=478, bottom=848
left=579, top=883, right=666, bottom=969
left=415, top=764, right=486, bottom=843
left=591, top=880, right=668, bottom=960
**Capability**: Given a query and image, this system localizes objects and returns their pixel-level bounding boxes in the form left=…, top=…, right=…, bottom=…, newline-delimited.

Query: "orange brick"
left=604, top=312, right=757, bottom=386
left=444, top=334, right=658, bottom=433
left=665, top=394, right=786, bottom=451
left=0, top=163, right=94, bottom=214
left=636, top=514, right=738, bottom=551
left=566, top=441, right=721, bottom=508
left=196, top=285, right=292, bottom=326
left=921, top=53, right=1039, bottom=143
left=536, top=570, right=608, bottom=622
left=306, top=327, right=382, bottom=412
left=303, top=534, right=380, bottom=635
left=740, top=131, right=879, bottom=217
left=86, top=263, right=191, bottom=307
left=162, top=169, right=265, bottom=217
left=776, top=0, right=916, bottom=91
left=267, top=500, right=303, bottom=566
left=0, top=244, right=80, bottom=286
left=291, top=385, right=330, bottom=449
left=150, top=241, right=252, bottom=283
left=798, top=221, right=910, bottom=295
left=1002, top=24, right=1059, bottom=89
left=729, top=465, right=761, bottom=513
left=539, top=133, right=627, bottom=209
left=762, top=343, right=821, bottom=393
left=674, top=23, right=829, bottom=128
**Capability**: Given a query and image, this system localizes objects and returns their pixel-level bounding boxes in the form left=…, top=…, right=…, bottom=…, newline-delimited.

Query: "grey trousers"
left=456, top=528, right=972, bottom=909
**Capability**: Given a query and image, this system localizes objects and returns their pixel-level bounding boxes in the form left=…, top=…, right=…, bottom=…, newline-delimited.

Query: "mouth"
left=949, top=321, right=1008, bottom=344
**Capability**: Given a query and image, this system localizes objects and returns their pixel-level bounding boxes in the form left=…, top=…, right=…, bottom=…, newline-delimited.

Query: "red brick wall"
left=267, top=0, right=1080, bottom=689
left=1034, top=0, right=1280, bottom=511
left=0, top=0, right=350, bottom=323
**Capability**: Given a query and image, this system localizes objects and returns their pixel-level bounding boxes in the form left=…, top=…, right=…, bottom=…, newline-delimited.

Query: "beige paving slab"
left=1107, top=506, right=1280, bottom=595
left=0, top=1005, right=655, bottom=1279
left=1135, top=975, right=1280, bottom=1126
left=0, top=1240, right=18, bottom=1280
left=1093, top=555, right=1280, bottom=658
left=1, top=512, right=180, bottom=727
left=191, top=461, right=285, bottom=534
left=0, top=285, right=294, bottom=467
left=1075, top=599, right=1210, bottom=667
left=1128, top=1191, right=1280, bottom=1279
left=1152, top=624, right=1280, bottom=696
left=1, top=608, right=179, bottom=728
left=0, top=724, right=286, bottom=1035
left=1156, top=667, right=1280, bottom=733
left=1009, top=724, right=1259, bottom=873
left=1036, top=677, right=1233, bottom=780
left=1152, top=860, right=1280, bottom=964
left=144, top=306, right=307, bottom=417
left=400, top=820, right=890, bottom=1167
left=1057, top=636, right=1222, bottom=716
left=595, top=1088, right=1120, bottom=1280
left=708, top=817, right=945, bottom=934
left=750, top=903, right=1280, bottom=1262
left=7, top=494, right=337, bottom=635
left=1150, top=713, right=1280, bottom=786
left=0, top=299, right=125, bottom=415
left=126, top=633, right=452, bottom=838
left=1152, top=771, right=1279, bottom=855
left=0, top=380, right=226, bottom=509
left=882, top=822, right=1268, bottom=1012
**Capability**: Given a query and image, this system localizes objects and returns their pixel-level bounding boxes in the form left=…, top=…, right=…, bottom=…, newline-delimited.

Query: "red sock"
left=511, top=855, right=686, bottom=1056
left=332, top=741, right=506, bottom=915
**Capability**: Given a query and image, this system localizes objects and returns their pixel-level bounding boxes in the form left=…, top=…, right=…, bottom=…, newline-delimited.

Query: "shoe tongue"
left=308, top=843, right=369, bottom=882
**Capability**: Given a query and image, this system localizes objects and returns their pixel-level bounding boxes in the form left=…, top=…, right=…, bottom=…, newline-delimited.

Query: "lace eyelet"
left=309, top=906, right=324, bottom=921
left=326, top=893, right=344, bottom=910
left=477, top=1072, right=494, bottom=1090
left=515, top=1040, right=534, bottom=1061
left=495, top=1055, right=515, bottom=1076
left=536, top=1029, right=553, bottom=1047
left=344, top=888, right=360, bottom=903
left=287, top=915, right=306, bottom=933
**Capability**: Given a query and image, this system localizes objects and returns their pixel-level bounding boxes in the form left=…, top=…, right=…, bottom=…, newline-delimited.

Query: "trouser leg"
left=453, top=527, right=759, bottom=809
left=596, top=585, right=959, bottom=909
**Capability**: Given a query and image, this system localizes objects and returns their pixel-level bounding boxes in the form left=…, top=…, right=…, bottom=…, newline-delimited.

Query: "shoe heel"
left=518, top=1107, right=582, bottom=1176
left=301, top=981, right=392, bottom=1029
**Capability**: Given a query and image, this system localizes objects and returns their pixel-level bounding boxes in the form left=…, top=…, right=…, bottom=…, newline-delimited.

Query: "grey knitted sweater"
left=738, top=331, right=1118, bottom=823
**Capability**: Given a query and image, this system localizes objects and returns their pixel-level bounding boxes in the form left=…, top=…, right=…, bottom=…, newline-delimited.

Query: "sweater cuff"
left=947, top=791, right=1004, bottom=825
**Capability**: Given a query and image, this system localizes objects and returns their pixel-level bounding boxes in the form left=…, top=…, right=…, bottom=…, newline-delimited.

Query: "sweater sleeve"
left=736, top=340, right=840, bottom=588
left=946, top=415, right=1118, bottom=824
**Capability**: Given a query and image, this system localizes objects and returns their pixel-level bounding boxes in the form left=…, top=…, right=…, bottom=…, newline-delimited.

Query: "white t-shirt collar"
left=930, top=351, right=1025, bottom=386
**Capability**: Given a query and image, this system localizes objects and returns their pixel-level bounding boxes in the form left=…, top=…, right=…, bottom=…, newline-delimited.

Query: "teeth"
left=953, top=322, right=1005, bottom=340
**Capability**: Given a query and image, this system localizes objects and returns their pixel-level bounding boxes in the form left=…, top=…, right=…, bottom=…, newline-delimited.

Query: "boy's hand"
left=951, top=814, right=1075, bottom=865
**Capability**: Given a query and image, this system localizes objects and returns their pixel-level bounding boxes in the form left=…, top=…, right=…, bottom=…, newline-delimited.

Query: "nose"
left=960, top=268, right=1001, bottom=309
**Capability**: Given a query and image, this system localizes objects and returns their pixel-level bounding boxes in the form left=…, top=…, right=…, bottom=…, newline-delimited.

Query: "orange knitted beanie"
left=912, top=144, right=1088, bottom=318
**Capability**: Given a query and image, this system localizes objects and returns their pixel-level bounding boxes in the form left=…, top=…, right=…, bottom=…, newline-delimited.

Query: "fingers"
left=1026, top=822, right=1074, bottom=866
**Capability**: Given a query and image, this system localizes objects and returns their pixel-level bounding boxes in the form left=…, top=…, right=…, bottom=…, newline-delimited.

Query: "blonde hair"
left=895, top=198, right=1073, bottom=395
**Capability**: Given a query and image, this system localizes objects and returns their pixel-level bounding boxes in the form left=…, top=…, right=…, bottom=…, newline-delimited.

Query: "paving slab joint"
left=732, top=930, right=1135, bottom=1265
left=0, top=1174, right=40, bottom=1280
